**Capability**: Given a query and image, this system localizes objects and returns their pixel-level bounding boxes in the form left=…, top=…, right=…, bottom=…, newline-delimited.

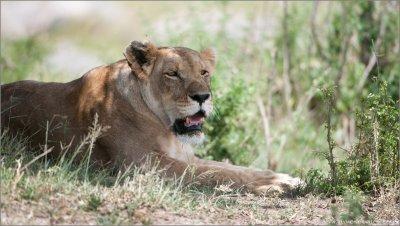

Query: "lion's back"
left=1, top=80, right=83, bottom=150
left=1, top=80, right=40, bottom=102
left=1, top=80, right=43, bottom=126
left=2, top=80, right=65, bottom=120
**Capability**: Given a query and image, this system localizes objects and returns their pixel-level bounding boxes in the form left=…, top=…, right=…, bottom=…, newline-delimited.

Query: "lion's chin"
left=176, top=132, right=205, bottom=145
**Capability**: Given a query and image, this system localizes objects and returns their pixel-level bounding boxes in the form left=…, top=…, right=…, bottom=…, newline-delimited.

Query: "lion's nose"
left=189, top=93, right=210, bottom=104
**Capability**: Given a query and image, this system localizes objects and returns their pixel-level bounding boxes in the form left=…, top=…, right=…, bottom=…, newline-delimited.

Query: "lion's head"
left=124, top=41, right=215, bottom=144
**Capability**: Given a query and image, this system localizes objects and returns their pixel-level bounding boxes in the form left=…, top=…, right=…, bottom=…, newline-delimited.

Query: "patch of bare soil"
left=2, top=191, right=399, bottom=225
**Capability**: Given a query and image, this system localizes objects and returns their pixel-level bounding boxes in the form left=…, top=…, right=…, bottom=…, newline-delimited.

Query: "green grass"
left=85, top=194, right=103, bottom=211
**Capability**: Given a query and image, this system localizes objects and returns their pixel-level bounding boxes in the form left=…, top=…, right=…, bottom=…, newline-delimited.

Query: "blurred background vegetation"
left=1, top=1, right=399, bottom=194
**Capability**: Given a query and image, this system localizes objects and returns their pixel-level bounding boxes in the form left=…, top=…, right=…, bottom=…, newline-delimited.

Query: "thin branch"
left=324, top=89, right=337, bottom=186
left=256, top=97, right=271, bottom=148
left=256, top=96, right=272, bottom=169
left=282, top=1, right=292, bottom=116
left=356, top=6, right=387, bottom=92
left=334, top=41, right=351, bottom=96
left=371, top=116, right=380, bottom=194
left=310, top=1, right=329, bottom=62
left=334, top=5, right=352, bottom=97
left=20, top=147, right=54, bottom=172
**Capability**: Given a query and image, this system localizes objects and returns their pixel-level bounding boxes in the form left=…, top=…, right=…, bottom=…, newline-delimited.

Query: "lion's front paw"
left=252, top=173, right=304, bottom=196
left=253, top=184, right=284, bottom=196
left=274, top=173, right=304, bottom=188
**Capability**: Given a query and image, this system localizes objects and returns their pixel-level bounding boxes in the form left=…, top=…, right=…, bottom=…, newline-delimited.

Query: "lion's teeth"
left=184, top=117, right=191, bottom=127
left=183, top=115, right=204, bottom=127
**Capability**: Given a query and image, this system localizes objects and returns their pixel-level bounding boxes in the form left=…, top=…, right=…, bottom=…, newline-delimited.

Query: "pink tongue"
left=184, top=115, right=204, bottom=127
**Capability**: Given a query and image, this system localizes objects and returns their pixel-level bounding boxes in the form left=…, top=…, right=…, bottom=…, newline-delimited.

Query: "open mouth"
left=173, top=110, right=206, bottom=135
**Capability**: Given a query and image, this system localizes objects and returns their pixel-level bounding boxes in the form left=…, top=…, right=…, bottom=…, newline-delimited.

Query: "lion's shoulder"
left=75, top=60, right=131, bottom=120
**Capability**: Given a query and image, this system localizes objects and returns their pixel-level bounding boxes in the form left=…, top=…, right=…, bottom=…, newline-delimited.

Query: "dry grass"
left=0, top=125, right=399, bottom=225
left=1, top=169, right=399, bottom=225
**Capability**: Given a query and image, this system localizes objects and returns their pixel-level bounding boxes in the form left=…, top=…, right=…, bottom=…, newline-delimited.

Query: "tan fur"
left=1, top=41, right=300, bottom=194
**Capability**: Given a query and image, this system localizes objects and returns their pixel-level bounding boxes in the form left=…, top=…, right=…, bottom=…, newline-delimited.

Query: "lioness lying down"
left=1, top=41, right=301, bottom=194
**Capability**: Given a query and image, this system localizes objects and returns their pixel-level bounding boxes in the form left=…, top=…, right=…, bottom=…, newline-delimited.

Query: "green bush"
left=302, top=79, right=399, bottom=196
left=199, top=79, right=258, bottom=165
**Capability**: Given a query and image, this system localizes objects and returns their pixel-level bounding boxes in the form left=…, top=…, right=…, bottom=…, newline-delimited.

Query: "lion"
left=1, top=41, right=301, bottom=194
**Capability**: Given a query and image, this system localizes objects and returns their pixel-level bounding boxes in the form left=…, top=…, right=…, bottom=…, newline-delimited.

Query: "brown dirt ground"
left=2, top=190, right=399, bottom=225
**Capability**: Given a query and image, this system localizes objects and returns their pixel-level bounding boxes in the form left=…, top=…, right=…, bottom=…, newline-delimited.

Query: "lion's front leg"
left=156, top=154, right=302, bottom=195
left=194, top=158, right=302, bottom=195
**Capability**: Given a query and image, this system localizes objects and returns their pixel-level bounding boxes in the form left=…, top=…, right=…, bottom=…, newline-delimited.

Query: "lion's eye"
left=164, top=71, right=179, bottom=79
left=201, top=70, right=209, bottom=77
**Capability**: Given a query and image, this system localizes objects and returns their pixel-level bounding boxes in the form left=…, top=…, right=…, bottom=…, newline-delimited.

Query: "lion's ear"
left=124, top=41, right=157, bottom=79
left=200, top=48, right=216, bottom=71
